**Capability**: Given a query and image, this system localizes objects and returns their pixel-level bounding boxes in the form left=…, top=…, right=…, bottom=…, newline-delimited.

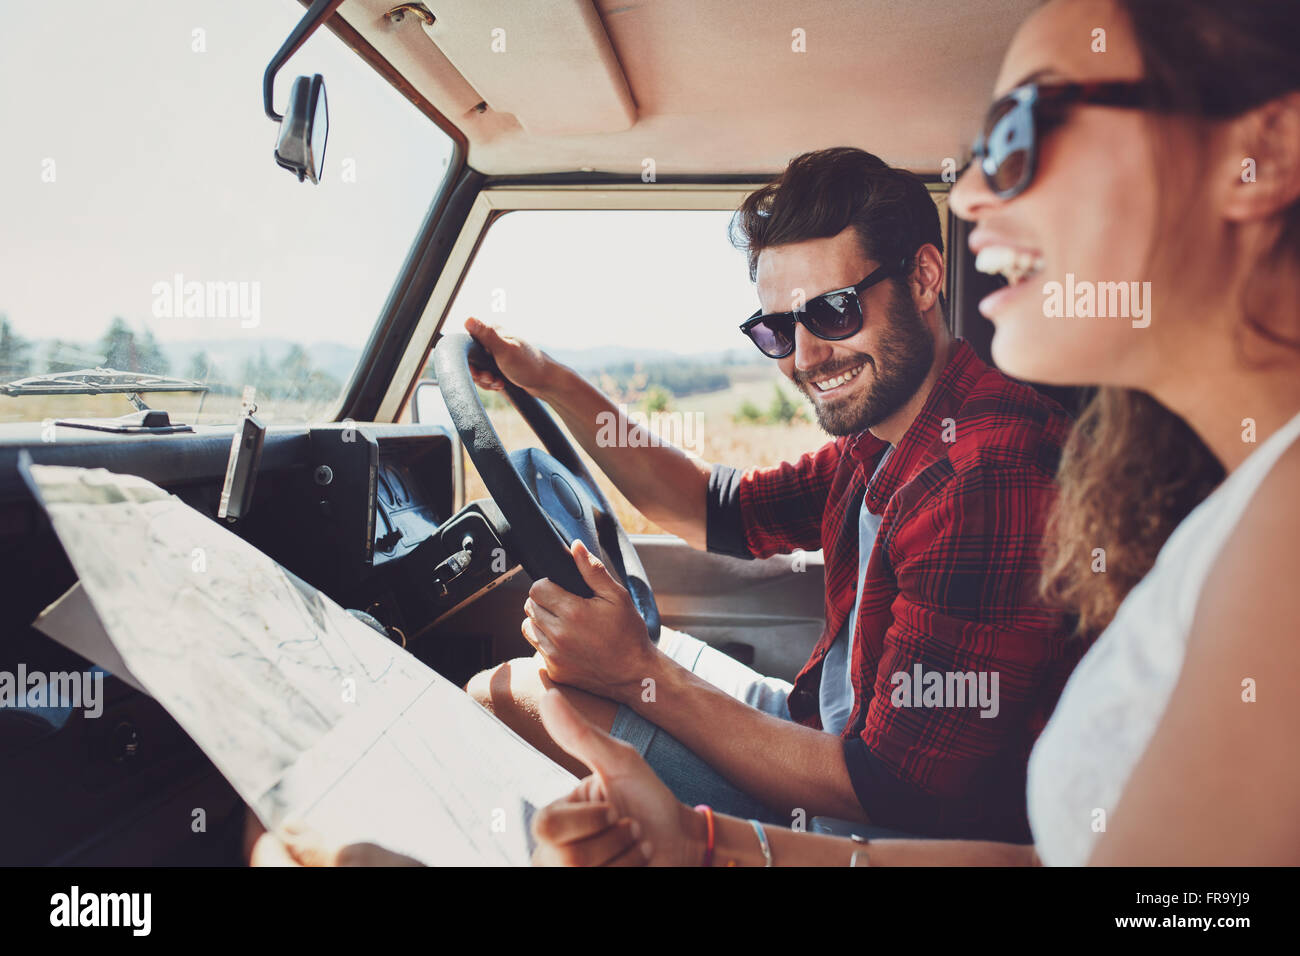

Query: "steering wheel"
left=432, top=333, right=660, bottom=643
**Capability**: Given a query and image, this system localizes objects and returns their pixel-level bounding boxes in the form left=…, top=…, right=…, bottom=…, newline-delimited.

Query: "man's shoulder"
left=942, top=361, right=1072, bottom=480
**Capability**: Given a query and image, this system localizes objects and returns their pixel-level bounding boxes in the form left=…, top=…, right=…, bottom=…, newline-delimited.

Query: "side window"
left=419, top=209, right=826, bottom=535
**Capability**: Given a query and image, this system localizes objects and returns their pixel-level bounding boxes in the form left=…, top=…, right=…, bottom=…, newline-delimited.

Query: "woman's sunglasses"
left=972, top=80, right=1151, bottom=200
left=739, top=257, right=909, bottom=359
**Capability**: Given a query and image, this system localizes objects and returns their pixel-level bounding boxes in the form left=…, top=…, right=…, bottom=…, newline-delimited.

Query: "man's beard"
left=793, top=282, right=935, bottom=437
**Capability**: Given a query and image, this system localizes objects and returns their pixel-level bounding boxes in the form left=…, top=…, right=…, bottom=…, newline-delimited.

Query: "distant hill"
left=544, top=344, right=765, bottom=372
left=19, top=332, right=764, bottom=393
left=155, top=338, right=362, bottom=384
left=17, top=336, right=362, bottom=385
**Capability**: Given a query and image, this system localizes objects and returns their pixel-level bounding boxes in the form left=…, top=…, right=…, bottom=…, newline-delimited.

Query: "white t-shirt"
left=819, top=447, right=892, bottom=736
left=1026, top=408, right=1300, bottom=865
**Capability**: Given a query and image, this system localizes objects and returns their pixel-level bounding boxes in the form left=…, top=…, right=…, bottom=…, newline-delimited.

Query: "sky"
left=0, top=0, right=451, bottom=352
left=446, top=209, right=762, bottom=356
left=0, top=0, right=764, bottom=363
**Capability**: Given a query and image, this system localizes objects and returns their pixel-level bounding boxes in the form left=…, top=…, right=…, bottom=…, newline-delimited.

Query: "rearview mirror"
left=273, top=73, right=328, bottom=184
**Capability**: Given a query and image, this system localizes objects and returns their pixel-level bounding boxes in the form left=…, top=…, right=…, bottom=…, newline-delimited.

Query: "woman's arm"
left=1089, top=443, right=1300, bottom=866
left=703, top=813, right=1038, bottom=866
left=532, top=688, right=1040, bottom=867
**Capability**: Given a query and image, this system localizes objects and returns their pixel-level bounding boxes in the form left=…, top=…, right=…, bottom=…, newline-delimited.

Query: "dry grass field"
left=0, top=384, right=360, bottom=431
left=0, top=390, right=333, bottom=427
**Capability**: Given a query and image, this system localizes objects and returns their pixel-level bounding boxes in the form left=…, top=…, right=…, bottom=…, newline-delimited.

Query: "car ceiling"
left=337, top=0, right=1037, bottom=176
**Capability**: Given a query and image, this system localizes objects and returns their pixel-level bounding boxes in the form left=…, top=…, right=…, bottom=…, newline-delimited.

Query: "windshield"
left=0, top=0, right=456, bottom=426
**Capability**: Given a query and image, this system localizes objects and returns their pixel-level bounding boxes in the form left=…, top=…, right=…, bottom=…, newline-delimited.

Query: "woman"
left=530, top=0, right=1300, bottom=867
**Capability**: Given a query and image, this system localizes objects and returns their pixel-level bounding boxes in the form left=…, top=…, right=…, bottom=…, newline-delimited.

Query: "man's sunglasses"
left=972, top=80, right=1151, bottom=200
left=739, top=257, right=909, bottom=359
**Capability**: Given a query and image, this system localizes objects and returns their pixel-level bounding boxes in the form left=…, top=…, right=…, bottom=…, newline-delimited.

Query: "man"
left=466, top=147, right=1078, bottom=841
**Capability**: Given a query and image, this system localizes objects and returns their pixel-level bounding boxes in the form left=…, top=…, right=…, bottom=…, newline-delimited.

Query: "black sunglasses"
left=972, top=80, right=1151, bottom=200
left=739, top=257, right=909, bottom=359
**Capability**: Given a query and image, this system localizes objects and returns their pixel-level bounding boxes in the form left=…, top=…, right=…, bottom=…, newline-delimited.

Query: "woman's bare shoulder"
left=1191, top=431, right=1300, bottom=662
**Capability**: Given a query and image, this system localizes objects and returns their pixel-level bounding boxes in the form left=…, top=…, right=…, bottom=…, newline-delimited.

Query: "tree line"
left=0, top=315, right=340, bottom=402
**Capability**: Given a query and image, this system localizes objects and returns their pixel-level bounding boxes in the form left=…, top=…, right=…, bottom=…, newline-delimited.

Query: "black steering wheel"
left=432, top=333, right=660, bottom=643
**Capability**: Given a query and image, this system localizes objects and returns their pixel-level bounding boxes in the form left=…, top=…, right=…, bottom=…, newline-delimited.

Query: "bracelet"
left=849, top=832, right=872, bottom=867
left=749, top=819, right=773, bottom=867
left=694, top=804, right=715, bottom=867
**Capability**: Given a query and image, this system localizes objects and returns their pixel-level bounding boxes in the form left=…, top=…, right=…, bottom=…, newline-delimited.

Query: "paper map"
left=23, top=459, right=576, bottom=866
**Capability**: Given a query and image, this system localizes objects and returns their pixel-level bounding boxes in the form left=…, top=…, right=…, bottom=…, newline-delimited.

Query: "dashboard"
left=0, top=418, right=531, bottom=864
left=303, top=422, right=518, bottom=639
left=306, top=423, right=453, bottom=569
left=373, top=447, right=446, bottom=565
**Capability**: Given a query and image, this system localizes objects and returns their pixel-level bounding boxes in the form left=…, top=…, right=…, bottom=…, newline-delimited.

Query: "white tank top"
left=1027, top=407, right=1300, bottom=866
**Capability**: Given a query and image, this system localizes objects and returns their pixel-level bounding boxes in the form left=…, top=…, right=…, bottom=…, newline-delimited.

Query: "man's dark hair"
left=730, top=147, right=944, bottom=284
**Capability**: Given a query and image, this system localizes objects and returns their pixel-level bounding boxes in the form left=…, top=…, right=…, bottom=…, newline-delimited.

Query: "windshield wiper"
left=1, top=368, right=209, bottom=434
left=1, top=367, right=209, bottom=399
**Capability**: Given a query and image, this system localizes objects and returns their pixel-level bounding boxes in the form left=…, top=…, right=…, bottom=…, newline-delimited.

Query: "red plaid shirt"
left=707, top=340, right=1081, bottom=841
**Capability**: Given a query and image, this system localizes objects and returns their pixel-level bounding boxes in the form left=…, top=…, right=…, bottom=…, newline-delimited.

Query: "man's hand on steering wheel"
left=523, top=538, right=660, bottom=704
left=434, top=325, right=661, bottom=641
left=465, top=317, right=556, bottom=397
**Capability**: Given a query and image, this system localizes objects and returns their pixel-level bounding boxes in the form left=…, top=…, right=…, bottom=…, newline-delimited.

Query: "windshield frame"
left=306, top=3, right=469, bottom=424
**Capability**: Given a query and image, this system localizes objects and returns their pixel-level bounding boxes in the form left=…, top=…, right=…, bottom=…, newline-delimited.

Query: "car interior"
left=0, top=0, right=1090, bottom=865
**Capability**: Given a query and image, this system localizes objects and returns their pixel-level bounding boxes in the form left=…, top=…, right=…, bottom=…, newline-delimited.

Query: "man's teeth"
left=974, top=246, right=1044, bottom=285
left=814, top=364, right=864, bottom=392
